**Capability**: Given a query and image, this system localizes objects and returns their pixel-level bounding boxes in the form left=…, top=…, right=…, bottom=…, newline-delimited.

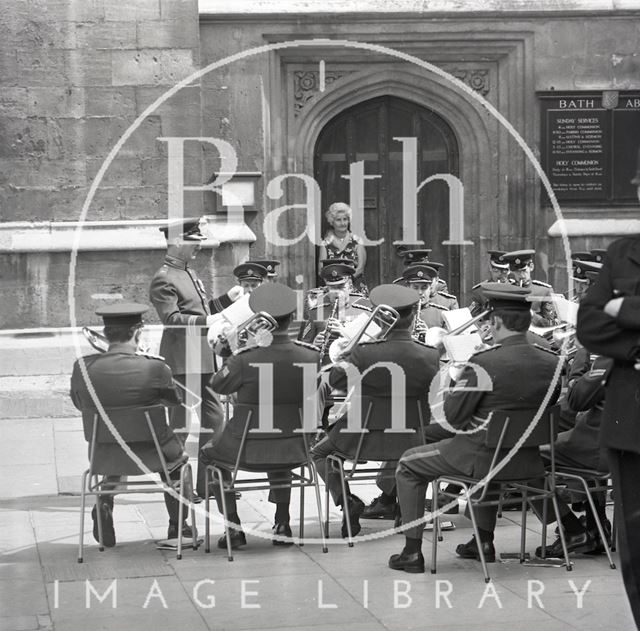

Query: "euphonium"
left=211, top=311, right=278, bottom=355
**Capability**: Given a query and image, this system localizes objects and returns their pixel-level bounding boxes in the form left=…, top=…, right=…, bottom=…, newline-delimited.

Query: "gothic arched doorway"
left=314, top=95, right=460, bottom=296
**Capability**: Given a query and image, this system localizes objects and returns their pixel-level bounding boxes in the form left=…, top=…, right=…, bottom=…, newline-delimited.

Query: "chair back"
left=82, top=404, right=179, bottom=476
left=478, top=405, right=559, bottom=481
left=333, top=395, right=426, bottom=462
left=214, top=403, right=311, bottom=469
left=82, top=405, right=170, bottom=444
left=484, top=406, right=557, bottom=450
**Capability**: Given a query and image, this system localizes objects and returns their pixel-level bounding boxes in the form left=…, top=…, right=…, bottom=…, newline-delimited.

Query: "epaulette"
left=413, top=339, right=436, bottom=349
left=533, top=343, right=559, bottom=355
left=425, top=302, right=449, bottom=311
left=437, top=291, right=456, bottom=300
left=232, top=346, right=254, bottom=356
left=472, top=282, right=482, bottom=290
left=473, top=344, right=500, bottom=356
left=361, top=338, right=386, bottom=344
left=294, top=340, right=320, bottom=352
left=532, top=279, right=552, bottom=288
left=135, top=350, right=166, bottom=361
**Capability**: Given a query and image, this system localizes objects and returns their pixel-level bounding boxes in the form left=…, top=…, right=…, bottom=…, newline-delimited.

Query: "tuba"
left=327, top=304, right=399, bottom=363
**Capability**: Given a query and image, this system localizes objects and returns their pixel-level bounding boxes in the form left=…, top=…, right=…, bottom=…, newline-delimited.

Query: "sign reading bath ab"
left=540, top=92, right=640, bottom=204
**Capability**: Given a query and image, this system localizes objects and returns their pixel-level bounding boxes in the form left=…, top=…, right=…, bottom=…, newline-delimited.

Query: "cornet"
left=327, top=304, right=399, bottom=363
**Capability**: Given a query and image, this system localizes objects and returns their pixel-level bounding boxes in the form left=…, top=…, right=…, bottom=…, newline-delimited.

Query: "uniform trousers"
left=210, top=469, right=293, bottom=521
left=396, top=443, right=499, bottom=540
left=171, top=372, right=224, bottom=497
left=607, top=449, right=640, bottom=627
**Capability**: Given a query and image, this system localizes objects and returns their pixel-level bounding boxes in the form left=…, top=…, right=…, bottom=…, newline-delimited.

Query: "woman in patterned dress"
left=318, top=202, right=368, bottom=295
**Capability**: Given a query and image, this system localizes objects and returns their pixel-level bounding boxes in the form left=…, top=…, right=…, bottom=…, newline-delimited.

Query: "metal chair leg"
left=311, top=462, right=328, bottom=553
left=324, top=459, right=331, bottom=540
left=464, top=488, right=491, bottom=583
left=204, top=467, right=211, bottom=553
left=520, top=490, right=528, bottom=563
left=430, top=481, right=439, bottom=575
left=94, top=476, right=105, bottom=552
left=214, top=467, right=233, bottom=562
left=78, top=470, right=89, bottom=563
left=550, top=492, right=572, bottom=572
left=177, top=467, right=185, bottom=561
left=299, top=466, right=305, bottom=545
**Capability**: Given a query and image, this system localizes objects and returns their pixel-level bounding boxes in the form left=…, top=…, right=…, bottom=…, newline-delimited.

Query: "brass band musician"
left=501, top=249, right=559, bottom=327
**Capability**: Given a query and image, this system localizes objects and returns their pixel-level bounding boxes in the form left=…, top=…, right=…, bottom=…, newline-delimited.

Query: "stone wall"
left=0, top=0, right=216, bottom=328
left=199, top=10, right=640, bottom=298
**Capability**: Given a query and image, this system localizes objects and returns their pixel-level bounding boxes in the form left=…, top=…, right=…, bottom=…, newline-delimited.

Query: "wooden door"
left=314, top=96, right=460, bottom=296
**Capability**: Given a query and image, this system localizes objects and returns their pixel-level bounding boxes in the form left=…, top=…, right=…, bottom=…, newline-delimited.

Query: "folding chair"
left=431, top=405, right=569, bottom=582
left=203, top=403, right=327, bottom=561
left=325, top=394, right=428, bottom=545
left=552, top=466, right=616, bottom=568
left=78, top=404, right=196, bottom=563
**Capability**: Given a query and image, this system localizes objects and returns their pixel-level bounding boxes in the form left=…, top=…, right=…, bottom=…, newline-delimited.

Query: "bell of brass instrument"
left=327, top=303, right=400, bottom=363
left=82, top=326, right=109, bottom=353
left=211, top=311, right=278, bottom=355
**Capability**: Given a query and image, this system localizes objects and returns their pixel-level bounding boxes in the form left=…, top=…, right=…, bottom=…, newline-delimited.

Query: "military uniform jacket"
left=555, top=346, right=612, bottom=471
left=440, top=333, right=561, bottom=478
left=325, top=329, right=441, bottom=459
left=150, top=255, right=232, bottom=375
left=70, top=347, right=183, bottom=474
left=527, top=280, right=557, bottom=327
left=577, top=235, right=640, bottom=455
left=202, top=332, right=321, bottom=466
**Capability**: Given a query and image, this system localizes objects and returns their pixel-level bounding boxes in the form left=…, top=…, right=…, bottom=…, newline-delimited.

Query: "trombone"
left=327, top=304, right=400, bottom=363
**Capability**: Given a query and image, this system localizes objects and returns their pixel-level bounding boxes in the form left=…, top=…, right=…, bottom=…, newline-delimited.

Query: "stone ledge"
left=548, top=217, right=640, bottom=237
left=0, top=216, right=256, bottom=253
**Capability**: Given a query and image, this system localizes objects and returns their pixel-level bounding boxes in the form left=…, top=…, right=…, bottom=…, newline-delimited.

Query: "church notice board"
left=540, top=92, right=640, bottom=204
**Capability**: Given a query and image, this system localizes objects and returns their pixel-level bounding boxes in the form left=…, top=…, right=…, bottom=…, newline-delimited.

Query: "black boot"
left=341, top=494, right=365, bottom=538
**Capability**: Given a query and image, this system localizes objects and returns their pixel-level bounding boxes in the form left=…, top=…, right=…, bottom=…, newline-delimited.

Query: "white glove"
left=227, top=285, right=244, bottom=302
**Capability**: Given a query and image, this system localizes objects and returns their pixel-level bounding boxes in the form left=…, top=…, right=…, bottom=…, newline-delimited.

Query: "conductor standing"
left=150, top=217, right=242, bottom=497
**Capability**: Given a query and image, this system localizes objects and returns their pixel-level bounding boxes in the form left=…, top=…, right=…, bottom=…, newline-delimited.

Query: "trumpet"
left=327, top=304, right=400, bottom=363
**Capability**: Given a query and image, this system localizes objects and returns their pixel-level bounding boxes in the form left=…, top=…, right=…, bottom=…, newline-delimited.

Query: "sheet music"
left=443, top=333, right=484, bottom=362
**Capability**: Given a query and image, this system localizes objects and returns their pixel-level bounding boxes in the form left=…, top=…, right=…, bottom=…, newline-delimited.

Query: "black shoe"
left=455, top=536, right=496, bottom=562
left=272, top=522, right=294, bottom=546
left=167, top=522, right=194, bottom=540
left=362, top=495, right=398, bottom=520
left=217, top=528, right=247, bottom=550
left=535, top=530, right=596, bottom=558
left=91, top=501, right=115, bottom=548
left=192, top=493, right=203, bottom=505
left=341, top=494, right=365, bottom=538
left=585, top=518, right=612, bottom=555
left=388, top=550, right=425, bottom=573
left=425, top=497, right=459, bottom=515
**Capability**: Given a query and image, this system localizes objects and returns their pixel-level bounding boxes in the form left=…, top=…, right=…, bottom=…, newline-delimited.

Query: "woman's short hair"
left=325, top=202, right=352, bottom=224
